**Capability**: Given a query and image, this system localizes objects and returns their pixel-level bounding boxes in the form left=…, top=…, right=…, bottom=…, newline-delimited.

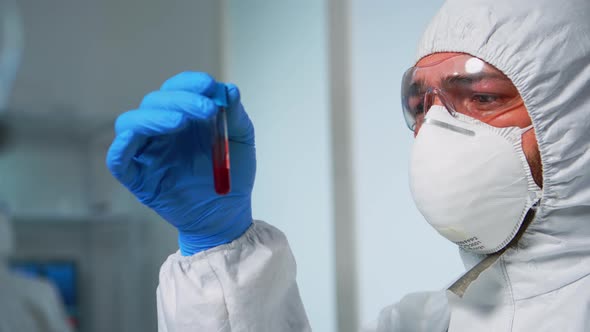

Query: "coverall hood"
left=416, top=0, right=590, bottom=329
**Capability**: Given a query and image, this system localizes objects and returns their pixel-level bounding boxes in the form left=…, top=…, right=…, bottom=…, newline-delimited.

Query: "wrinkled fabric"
left=361, top=291, right=452, bottom=332
left=156, top=0, right=590, bottom=331
left=158, top=222, right=449, bottom=332
left=157, top=221, right=311, bottom=332
left=416, top=0, right=590, bottom=330
left=0, top=267, right=73, bottom=332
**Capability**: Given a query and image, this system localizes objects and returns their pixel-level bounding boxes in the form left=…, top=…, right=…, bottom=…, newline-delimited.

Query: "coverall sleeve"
left=361, top=291, right=451, bottom=332
left=156, top=220, right=312, bottom=332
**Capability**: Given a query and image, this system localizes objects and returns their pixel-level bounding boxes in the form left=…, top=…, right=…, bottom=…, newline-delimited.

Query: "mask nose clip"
left=421, top=107, right=476, bottom=137
left=414, top=88, right=458, bottom=135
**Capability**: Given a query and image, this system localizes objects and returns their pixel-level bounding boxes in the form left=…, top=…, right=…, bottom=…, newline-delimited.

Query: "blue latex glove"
left=106, top=72, right=255, bottom=256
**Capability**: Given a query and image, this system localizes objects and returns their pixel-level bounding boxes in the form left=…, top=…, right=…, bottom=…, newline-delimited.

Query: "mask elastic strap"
left=521, top=124, right=534, bottom=135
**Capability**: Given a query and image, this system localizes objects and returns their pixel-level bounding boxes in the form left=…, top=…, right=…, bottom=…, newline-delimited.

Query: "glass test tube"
left=211, top=87, right=231, bottom=195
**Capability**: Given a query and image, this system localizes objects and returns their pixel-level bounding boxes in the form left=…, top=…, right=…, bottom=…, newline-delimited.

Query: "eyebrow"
left=441, top=73, right=510, bottom=89
left=408, top=80, right=426, bottom=97
left=408, top=72, right=511, bottom=96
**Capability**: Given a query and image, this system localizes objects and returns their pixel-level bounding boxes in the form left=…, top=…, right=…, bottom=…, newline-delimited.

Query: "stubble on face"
left=522, top=128, right=543, bottom=188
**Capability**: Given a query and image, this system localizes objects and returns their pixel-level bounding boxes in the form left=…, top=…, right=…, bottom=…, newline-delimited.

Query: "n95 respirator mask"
left=409, top=106, right=542, bottom=254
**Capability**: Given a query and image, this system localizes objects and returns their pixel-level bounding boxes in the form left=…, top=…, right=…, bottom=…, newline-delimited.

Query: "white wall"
left=224, top=1, right=337, bottom=331
left=0, top=135, right=87, bottom=216
left=10, top=0, right=223, bottom=120
left=347, top=0, right=465, bottom=327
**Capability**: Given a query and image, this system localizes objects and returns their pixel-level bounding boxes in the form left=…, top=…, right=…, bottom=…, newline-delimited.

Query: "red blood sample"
left=212, top=107, right=231, bottom=195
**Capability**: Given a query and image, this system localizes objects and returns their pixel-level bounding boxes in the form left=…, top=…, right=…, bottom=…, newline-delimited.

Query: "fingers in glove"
left=139, top=90, right=217, bottom=121
left=225, top=83, right=255, bottom=145
left=114, top=108, right=195, bottom=137
left=148, top=76, right=255, bottom=145
left=159, top=71, right=217, bottom=96
left=106, top=130, right=145, bottom=184
left=108, top=108, right=192, bottom=184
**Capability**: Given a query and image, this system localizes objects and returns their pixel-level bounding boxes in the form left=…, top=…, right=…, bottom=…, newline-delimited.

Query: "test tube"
left=211, top=84, right=231, bottom=195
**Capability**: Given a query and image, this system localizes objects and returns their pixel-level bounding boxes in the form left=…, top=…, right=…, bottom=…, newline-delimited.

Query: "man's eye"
left=415, top=102, right=424, bottom=113
left=408, top=97, right=425, bottom=114
left=472, top=94, right=499, bottom=103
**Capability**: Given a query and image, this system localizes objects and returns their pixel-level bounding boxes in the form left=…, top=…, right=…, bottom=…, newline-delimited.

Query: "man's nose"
left=431, top=95, right=445, bottom=107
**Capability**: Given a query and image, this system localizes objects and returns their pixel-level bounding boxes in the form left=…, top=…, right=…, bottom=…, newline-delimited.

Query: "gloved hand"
left=106, top=72, right=256, bottom=256
left=365, top=291, right=451, bottom=332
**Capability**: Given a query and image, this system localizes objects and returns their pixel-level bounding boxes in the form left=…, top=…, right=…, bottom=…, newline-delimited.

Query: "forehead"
left=416, top=52, right=462, bottom=67
left=410, top=53, right=514, bottom=86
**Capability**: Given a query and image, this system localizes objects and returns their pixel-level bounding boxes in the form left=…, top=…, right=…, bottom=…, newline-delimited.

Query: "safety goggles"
left=401, top=54, right=524, bottom=131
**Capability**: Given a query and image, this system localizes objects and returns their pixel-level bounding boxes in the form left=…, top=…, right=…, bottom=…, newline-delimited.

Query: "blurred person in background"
left=0, top=1, right=73, bottom=331
left=107, top=0, right=589, bottom=331
left=0, top=205, right=72, bottom=332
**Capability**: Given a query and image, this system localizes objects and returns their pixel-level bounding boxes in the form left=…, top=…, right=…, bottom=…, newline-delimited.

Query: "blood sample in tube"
left=212, top=106, right=230, bottom=194
left=211, top=84, right=231, bottom=195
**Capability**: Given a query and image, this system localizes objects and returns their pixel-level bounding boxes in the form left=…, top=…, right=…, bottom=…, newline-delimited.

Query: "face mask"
left=409, top=106, right=542, bottom=254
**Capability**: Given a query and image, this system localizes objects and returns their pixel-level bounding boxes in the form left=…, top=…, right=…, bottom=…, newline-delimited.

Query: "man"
left=107, top=0, right=590, bottom=330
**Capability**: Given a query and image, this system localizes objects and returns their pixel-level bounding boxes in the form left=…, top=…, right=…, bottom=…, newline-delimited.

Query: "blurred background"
left=0, top=0, right=464, bottom=331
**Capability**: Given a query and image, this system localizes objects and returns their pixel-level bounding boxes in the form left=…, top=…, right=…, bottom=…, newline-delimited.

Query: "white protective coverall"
left=156, top=0, right=590, bottom=330
left=0, top=209, right=73, bottom=332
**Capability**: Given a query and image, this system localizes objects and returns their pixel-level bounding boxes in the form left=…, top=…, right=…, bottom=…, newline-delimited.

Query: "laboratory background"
left=0, top=0, right=464, bottom=331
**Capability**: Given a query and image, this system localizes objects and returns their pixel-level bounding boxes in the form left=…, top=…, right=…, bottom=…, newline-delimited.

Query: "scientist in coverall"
left=107, top=0, right=590, bottom=330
